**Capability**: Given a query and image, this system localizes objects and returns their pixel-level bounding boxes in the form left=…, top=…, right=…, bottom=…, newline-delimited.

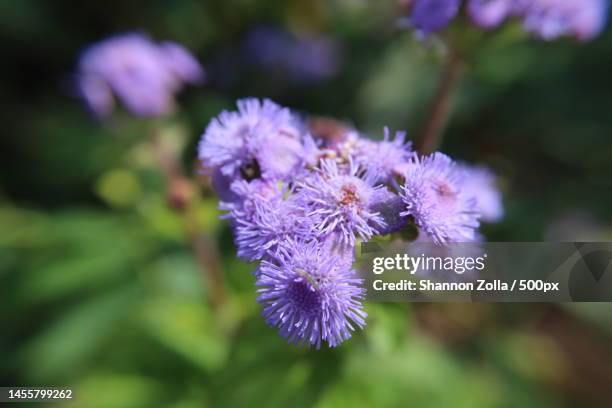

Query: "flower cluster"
left=199, top=98, right=503, bottom=347
left=406, top=0, right=608, bottom=41
left=76, top=32, right=203, bottom=117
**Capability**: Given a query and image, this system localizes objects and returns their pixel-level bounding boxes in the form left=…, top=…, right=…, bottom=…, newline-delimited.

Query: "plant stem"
left=183, top=208, right=226, bottom=312
left=416, top=52, right=462, bottom=154
left=150, top=124, right=226, bottom=311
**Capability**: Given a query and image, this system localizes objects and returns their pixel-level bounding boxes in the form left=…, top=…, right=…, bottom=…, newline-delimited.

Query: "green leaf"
left=60, top=374, right=163, bottom=408
left=20, top=285, right=137, bottom=381
left=140, top=297, right=228, bottom=372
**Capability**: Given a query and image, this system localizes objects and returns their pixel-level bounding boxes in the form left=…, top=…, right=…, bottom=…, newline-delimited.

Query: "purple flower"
left=219, top=179, right=281, bottom=221
left=233, top=197, right=315, bottom=261
left=457, top=163, right=504, bottom=222
left=256, top=239, right=366, bottom=348
left=399, top=153, right=480, bottom=244
left=409, top=0, right=462, bottom=35
left=351, top=128, right=414, bottom=183
left=468, top=0, right=519, bottom=28
left=406, top=0, right=608, bottom=41
left=76, top=32, right=203, bottom=117
left=257, top=130, right=305, bottom=180
left=296, top=159, right=387, bottom=247
left=198, top=98, right=305, bottom=185
left=518, top=0, right=608, bottom=41
left=160, top=42, right=205, bottom=84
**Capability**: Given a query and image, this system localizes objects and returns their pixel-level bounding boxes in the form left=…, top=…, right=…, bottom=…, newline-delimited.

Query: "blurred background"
left=1, top=0, right=612, bottom=407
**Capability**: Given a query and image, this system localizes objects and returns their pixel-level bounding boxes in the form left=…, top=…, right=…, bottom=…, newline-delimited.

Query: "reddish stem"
left=150, top=125, right=226, bottom=311
left=416, top=52, right=462, bottom=154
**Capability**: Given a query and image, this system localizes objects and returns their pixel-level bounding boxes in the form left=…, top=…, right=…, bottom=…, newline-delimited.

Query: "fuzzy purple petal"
left=295, top=159, right=387, bottom=247
left=256, top=239, right=366, bottom=348
left=399, top=153, right=480, bottom=244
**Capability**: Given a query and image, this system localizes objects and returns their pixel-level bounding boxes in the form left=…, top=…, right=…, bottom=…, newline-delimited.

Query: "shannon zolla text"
left=373, top=279, right=515, bottom=292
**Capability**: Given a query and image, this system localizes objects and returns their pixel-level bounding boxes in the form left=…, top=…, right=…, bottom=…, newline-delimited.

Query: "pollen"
left=339, top=183, right=360, bottom=206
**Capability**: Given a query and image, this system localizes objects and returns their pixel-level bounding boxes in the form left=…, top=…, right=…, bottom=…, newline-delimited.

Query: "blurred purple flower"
left=198, top=98, right=304, bottom=185
left=256, top=239, right=366, bottom=348
left=457, top=163, right=504, bottom=222
left=468, top=0, right=519, bottom=28
left=518, top=0, right=608, bottom=41
left=468, top=0, right=608, bottom=39
left=399, top=153, right=480, bottom=244
left=160, top=41, right=205, bottom=84
left=296, top=159, right=387, bottom=247
left=76, top=32, right=203, bottom=117
left=409, top=0, right=462, bottom=35
left=244, top=27, right=342, bottom=82
left=404, top=0, right=608, bottom=40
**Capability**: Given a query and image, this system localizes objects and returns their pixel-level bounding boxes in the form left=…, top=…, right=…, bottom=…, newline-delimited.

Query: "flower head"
left=409, top=0, right=462, bottom=35
left=400, top=153, right=480, bottom=244
left=76, top=33, right=203, bottom=117
left=404, top=0, right=608, bottom=41
left=256, top=239, right=366, bottom=348
left=296, top=159, right=387, bottom=247
left=219, top=178, right=281, bottom=221
left=198, top=98, right=304, bottom=184
left=457, top=163, right=504, bottom=222
left=468, top=0, right=519, bottom=28
left=352, top=128, right=414, bottom=183
left=518, top=0, right=608, bottom=41
left=233, top=197, right=315, bottom=261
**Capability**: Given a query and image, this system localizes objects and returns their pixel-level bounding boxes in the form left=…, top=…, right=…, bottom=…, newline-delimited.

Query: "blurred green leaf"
left=63, top=373, right=163, bottom=408
left=140, top=297, right=228, bottom=372
left=96, top=169, right=142, bottom=208
left=20, top=285, right=137, bottom=381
